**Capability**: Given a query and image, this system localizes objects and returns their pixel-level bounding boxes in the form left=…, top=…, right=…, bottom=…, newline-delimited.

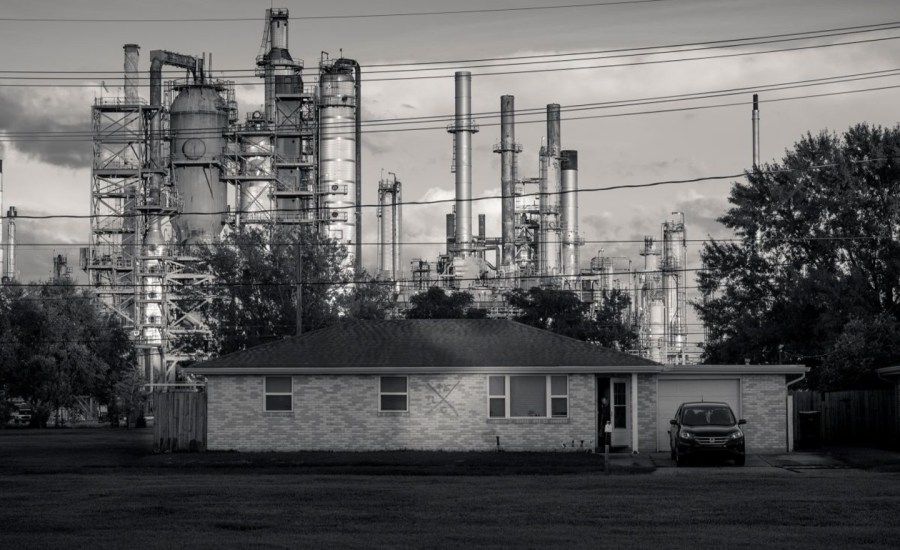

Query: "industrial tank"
left=170, top=84, right=228, bottom=245
left=318, top=59, right=359, bottom=263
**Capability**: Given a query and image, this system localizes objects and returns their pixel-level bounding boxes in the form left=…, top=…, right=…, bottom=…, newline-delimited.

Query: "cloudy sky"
left=1, top=0, right=899, bottom=343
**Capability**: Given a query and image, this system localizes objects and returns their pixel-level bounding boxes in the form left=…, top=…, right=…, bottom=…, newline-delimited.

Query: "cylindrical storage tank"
left=560, top=150, right=579, bottom=277
left=170, top=84, right=228, bottom=245
left=319, top=59, right=358, bottom=265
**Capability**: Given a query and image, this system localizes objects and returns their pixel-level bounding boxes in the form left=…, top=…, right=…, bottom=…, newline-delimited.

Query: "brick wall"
left=636, top=374, right=657, bottom=453
left=740, top=374, right=788, bottom=453
left=207, top=373, right=597, bottom=452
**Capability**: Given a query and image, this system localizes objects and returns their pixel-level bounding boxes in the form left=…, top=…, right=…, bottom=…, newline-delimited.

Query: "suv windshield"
left=681, top=406, right=735, bottom=426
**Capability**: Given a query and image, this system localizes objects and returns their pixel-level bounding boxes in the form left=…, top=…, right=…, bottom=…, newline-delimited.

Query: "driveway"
left=643, top=447, right=900, bottom=473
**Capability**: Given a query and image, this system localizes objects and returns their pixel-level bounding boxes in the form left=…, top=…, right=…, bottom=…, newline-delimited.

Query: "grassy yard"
left=2, top=429, right=899, bottom=549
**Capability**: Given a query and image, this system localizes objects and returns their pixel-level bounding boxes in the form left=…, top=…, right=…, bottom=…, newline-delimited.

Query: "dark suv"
left=668, top=402, right=746, bottom=466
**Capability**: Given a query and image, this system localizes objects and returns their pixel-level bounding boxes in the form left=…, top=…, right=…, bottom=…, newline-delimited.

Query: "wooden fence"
left=792, top=389, right=899, bottom=448
left=154, top=391, right=207, bottom=452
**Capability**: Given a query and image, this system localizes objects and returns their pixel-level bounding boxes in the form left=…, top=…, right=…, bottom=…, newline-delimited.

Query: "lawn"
left=2, top=429, right=899, bottom=549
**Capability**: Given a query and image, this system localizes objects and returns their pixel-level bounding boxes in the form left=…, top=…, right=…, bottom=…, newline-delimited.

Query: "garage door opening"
left=656, top=378, right=740, bottom=451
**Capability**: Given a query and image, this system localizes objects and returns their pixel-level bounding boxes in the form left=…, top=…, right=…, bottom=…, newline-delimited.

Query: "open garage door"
left=656, top=378, right=741, bottom=451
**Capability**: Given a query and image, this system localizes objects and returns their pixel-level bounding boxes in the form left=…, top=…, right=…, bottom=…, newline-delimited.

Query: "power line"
left=1, top=173, right=746, bottom=221
left=2, top=33, right=899, bottom=89
left=4, top=79, right=900, bottom=146
left=2, top=19, right=896, bottom=76
left=0, top=1, right=672, bottom=23
left=10, top=234, right=896, bottom=248
left=4, top=154, right=898, bottom=221
left=4, top=66, right=900, bottom=139
left=7, top=23, right=900, bottom=81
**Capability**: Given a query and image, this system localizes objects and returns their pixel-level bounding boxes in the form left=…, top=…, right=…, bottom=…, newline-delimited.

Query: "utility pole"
left=296, top=241, right=303, bottom=336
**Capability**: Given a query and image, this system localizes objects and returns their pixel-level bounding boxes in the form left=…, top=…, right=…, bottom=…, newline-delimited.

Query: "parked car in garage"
left=668, top=402, right=746, bottom=466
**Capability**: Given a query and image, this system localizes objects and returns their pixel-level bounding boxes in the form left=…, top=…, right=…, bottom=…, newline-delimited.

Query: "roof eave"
left=184, top=364, right=662, bottom=376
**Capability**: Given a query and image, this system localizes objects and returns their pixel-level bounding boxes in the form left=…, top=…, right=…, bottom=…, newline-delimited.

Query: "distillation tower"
left=83, top=9, right=362, bottom=382
left=377, top=173, right=402, bottom=280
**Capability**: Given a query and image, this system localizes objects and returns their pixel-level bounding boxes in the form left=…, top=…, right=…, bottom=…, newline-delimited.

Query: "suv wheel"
left=735, top=455, right=745, bottom=467
left=675, top=449, right=685, bottom=467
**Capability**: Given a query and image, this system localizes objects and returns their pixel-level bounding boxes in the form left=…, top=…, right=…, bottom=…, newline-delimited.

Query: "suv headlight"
left=679, top=429, right=693, bottom=440
left=729, top=430, right=744, bottom=440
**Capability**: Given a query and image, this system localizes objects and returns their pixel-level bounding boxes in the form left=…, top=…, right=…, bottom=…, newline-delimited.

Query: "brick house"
left=184, top=319, right=806, bottom=453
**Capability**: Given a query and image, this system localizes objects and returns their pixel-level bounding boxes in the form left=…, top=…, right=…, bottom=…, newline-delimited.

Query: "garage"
left=655, top=378, right=741, bottom=451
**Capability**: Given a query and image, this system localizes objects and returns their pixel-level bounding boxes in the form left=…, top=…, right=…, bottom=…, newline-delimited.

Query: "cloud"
left=0, top=87, right=93, bottom=169
left=4, top=208, right=88, bottom=283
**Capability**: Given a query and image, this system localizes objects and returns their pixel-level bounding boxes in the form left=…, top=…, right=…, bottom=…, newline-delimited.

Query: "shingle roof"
left=186, top=318, right=660, bottom=373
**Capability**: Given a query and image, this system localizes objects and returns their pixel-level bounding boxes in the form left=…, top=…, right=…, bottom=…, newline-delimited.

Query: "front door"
left=611, top=378, right=629, bottom=447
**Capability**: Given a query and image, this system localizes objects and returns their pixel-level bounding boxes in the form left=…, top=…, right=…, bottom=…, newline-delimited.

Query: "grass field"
left=2, top=429, right=899, bottom=549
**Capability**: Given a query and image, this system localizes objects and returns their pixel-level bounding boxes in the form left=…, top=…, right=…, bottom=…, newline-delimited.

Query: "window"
left=550, top=375, right=568, bottom=418
left=265, top=376, right=292, bottom=412
left=489, top=376, right=506, bottom=418
left=380, top=376, right=408, bottom=412
left=487, top=375, right=568, bottom=418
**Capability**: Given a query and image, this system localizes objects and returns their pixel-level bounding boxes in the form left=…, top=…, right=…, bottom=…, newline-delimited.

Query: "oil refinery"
left=76, top=7, right=710, bottom=383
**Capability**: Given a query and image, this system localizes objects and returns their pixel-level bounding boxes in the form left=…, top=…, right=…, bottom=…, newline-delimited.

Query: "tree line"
left=3, top=121, right=897, bottom=424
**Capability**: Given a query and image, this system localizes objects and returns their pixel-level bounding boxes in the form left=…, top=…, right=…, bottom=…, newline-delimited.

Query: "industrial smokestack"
left=752, top=94, right=760, bottom=169
left=0, top=160, right=3, bottom=280
left=542, top=104, right=562, bottom=276
left=4, top=206, right=16, bottom=283
left=547, top=104, right=561, bottom=158
left=446, top=212, right=456, bottom=256
left=497, top=95, right=517, bottom=268
left=448, top=71, right=478, bottom=258
left=123, top=44, right=140, bottom=103
left=560, top=150, right=579, bottom=278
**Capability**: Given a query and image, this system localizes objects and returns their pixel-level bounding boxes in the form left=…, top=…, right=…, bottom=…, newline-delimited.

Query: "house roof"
left=184, top=318, right=661, bottom=375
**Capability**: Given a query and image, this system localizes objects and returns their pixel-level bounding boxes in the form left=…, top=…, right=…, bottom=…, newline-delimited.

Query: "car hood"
left=683, top=425, right=739, bottom=436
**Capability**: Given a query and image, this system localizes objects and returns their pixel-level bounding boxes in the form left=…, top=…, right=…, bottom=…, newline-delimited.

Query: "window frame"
left=486, top=375, right=569, bottom=419
left=379, top=375, right=409, bottom=413
left=264, top=376, right=293, bottom=412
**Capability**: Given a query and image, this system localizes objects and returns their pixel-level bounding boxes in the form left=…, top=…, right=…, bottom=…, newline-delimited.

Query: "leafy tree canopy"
left=0, top=282, right=135, bottom=426
left=505, top=287, right=636, bottom=350
left=184, top=227, right=393, bottom=357
left=405, top=287, right=486, bottom=319
left=696, top=123, right=900, bottom=389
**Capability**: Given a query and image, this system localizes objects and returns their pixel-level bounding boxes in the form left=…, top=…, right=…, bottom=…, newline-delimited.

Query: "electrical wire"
left=3, top=20, right=899, bottom=77
left=6, top=23, right=900, bottom=81
left=2, top=33, right=899, bottom=88
left=0, top=1, right=673, bottom=23
left=3, top=78, right=900, bottom=147
left=4, top=154, right=897, bottom=221
left=4, top=67, right=900, bottom=140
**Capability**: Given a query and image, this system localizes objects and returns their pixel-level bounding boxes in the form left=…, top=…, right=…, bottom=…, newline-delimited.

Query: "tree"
left=0, top=282, right=135, bottom=427
left=594, top=289, right=638, bottom=351
left=696, top=123, right=900, bottom=389
left=185, top=227, right=393, bottom=357
left=506, top=287, right=600, bottom=342
left=405, top=287, right=486, bottom=319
